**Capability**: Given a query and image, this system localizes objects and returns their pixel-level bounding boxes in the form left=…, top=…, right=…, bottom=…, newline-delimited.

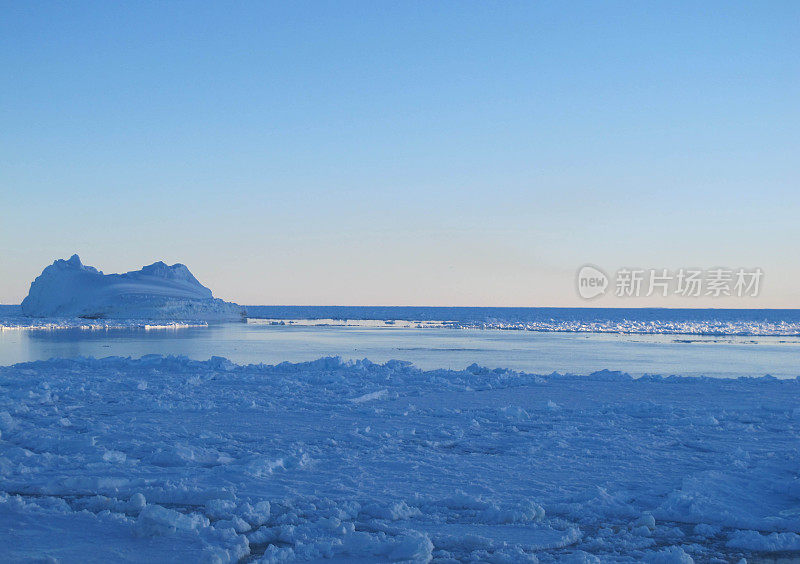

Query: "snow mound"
left=20, top=255, right=244, bottom=320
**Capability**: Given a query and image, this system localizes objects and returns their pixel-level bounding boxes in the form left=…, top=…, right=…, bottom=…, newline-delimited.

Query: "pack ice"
left=19, top=255, right=243, bottom=320
left=1, top=356, right=799, bottom=562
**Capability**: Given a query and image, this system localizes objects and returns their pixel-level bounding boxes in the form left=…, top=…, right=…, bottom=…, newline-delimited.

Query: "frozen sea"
left=1, top=307, right=800, bottom=563
left=2, top=306, right=800, bottom=378
left=3, top=321, right=800, bottom=380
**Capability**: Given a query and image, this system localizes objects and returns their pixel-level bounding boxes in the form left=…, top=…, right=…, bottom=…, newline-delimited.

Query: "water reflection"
left=1, top=323, right=799, bottom=379
left=25, top=326, right=207, bottom=343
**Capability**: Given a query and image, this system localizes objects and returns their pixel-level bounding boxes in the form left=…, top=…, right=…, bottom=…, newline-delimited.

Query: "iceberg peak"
left=49, top=253, right=101, bottom=275
left=139, top=261, right=201, bottom=285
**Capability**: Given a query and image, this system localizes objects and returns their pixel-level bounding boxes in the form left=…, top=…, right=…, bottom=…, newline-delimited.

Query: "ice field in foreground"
left=1, top=356, right=799, bottom=562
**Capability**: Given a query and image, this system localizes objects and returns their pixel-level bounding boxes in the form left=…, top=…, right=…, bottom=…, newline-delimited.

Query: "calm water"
left=2, top=322, right=799, bottom=378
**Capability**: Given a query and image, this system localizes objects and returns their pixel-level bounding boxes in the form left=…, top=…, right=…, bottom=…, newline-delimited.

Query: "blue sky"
left=2, top=1, right=798, bottom=306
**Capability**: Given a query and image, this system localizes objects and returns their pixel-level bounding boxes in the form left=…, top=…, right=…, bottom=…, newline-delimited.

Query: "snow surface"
left=248, top=316, right=800, bottom=336
left=6, top=299, right=800, bottom=335
left=244, top=306, right=800, bottom=337
left=1, top=355, right=798, bottom=562
left=0, top=318, right=207, bottom=332
left=19, top=255, right=243, bottom=320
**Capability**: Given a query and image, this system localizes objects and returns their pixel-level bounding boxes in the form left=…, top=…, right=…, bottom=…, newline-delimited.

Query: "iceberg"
left=20, top=255, right=244, bottom=320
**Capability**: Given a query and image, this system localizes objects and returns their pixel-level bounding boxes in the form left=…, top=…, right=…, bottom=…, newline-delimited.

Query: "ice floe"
left=0, top=355, right=798, bottom=561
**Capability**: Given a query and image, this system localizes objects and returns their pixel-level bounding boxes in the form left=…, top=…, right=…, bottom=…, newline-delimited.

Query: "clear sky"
left=2, top=1, right=798, bottom=307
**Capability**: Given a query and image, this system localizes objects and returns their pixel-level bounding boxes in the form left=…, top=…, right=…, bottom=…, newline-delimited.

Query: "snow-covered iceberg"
left=20, top=255, right=244, bottom=320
